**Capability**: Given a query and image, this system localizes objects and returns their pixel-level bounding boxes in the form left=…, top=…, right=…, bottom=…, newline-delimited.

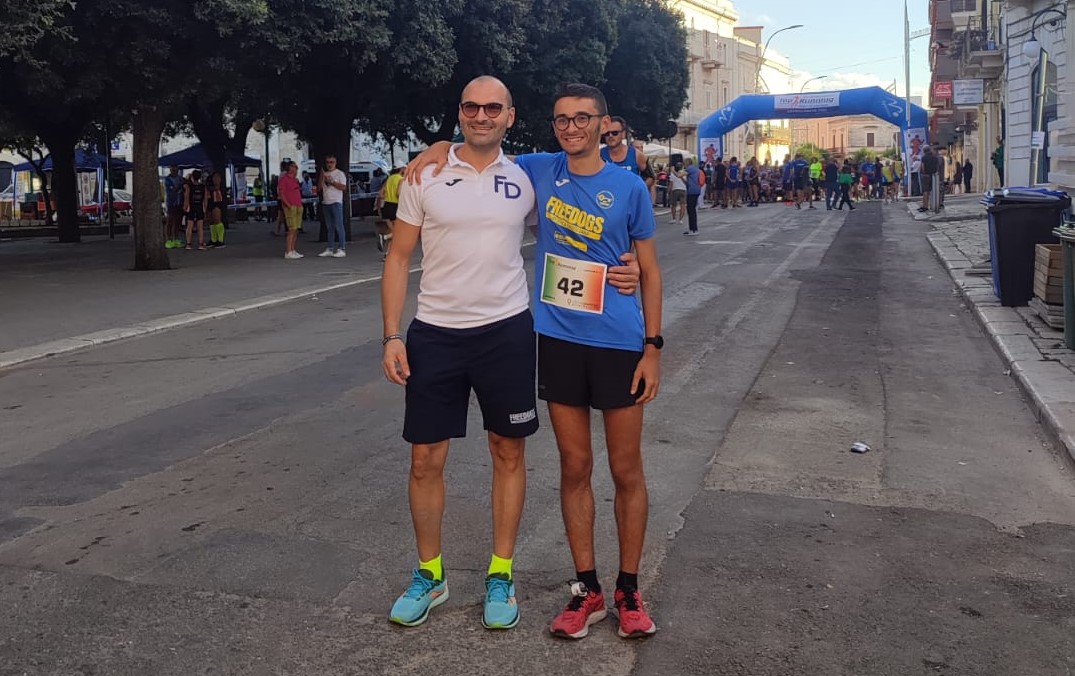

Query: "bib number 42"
left=540, top=253, right=606, bottom=314
left=556, top=277, right=584, bottom=297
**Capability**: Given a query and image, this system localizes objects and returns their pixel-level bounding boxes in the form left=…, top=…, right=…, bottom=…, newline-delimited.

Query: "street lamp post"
left=903, top=1, right=930, bottom=197
left=754, top=24, right=803, bottom=162
left=799, top=75, right=828, bottom=93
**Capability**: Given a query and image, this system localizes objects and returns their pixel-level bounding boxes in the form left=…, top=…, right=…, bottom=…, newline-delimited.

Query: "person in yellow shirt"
left=881, top=161, right=897, bottom=203
left=808, top=157, right=823, bottom=205
left=376, top=166, right=404, bottom=258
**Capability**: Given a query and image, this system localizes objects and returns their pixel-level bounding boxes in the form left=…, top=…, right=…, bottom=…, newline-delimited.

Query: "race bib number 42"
left=540, top=253, right=607, bottom=314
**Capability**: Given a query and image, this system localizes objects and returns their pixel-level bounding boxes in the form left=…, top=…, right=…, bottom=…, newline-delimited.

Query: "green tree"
left=851, top=148, right=872, bottom=165
left=0, top=3, right=116, bottom=242
left=502, top=0, right=618, bottom=150
left=0, top=0, right=71, bottom=60
left=91, top=0, right=268, bottom=269
left=603, top=0, right=689, bottom=140
left=364, top=0, right=528, bottom=147
left=793, top=142, right=829, bottom=161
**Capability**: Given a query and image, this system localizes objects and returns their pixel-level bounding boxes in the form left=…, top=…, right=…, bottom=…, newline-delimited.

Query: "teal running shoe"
left=482, top=573, right=519, bottom=629
left=390, top=569, right=449, bottom=626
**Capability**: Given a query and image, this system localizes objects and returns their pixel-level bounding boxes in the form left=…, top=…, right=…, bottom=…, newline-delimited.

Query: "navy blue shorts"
left=403, top=310, right=538, bottom=444
left=537, top=335, right=643, bottom=410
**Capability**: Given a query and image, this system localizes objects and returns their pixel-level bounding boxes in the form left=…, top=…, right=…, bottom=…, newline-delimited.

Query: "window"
left=723, top=87, right=728, bottom=107
left=706, top=90, right=712, bottom=108
left=866, top=132, right=875, bottom=147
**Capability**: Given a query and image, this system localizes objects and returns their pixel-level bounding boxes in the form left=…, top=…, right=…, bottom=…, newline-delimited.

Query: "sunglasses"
left=460, top=101, right=506, bottom=118
left=605, top=130, right=624, bottom=137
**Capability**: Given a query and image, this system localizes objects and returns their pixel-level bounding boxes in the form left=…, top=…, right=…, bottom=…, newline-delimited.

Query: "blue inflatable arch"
left=696, top=86, right=929, bottom=163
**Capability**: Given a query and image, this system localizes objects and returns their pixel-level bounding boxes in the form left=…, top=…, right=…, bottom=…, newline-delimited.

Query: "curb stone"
left=926, top=226, right=1075, bottom=465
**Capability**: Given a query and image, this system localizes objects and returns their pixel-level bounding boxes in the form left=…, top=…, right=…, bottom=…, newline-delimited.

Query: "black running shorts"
left=403, top=310, right=538, bottom=444
left=537, top=334, right=643, bottom=410
left=381, top=202, right=398, bottom=222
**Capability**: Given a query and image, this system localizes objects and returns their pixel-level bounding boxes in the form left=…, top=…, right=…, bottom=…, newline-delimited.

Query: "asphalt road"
left=2, top=201, right=1074, bottom=676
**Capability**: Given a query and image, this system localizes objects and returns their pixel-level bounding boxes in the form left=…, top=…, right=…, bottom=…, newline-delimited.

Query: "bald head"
left=462, top=75, right=513, bottom=107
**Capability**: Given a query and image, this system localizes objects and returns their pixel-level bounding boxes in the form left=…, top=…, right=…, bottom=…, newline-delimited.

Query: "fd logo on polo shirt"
left=596, top=190, right=614, bottom=209
left=494, top=175, right=522, bottom=199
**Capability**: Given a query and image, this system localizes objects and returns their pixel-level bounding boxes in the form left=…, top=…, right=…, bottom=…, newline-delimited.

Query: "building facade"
left=929, top=0, right=1075, bottom=193
left=670, top=0, right=794, bottom=163
left=791, top=115, right=902, bottom=158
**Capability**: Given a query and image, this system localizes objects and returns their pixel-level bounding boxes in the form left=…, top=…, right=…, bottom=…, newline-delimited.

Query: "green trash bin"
left=1055, top=225, right=1075, bottom=350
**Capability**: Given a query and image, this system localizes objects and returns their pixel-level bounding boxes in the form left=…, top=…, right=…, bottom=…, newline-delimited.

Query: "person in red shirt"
left=278, top=161, right=304, bottom=259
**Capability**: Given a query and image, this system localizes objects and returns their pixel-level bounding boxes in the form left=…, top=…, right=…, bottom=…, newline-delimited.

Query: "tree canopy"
left=0, top=0, right=690, bottom=267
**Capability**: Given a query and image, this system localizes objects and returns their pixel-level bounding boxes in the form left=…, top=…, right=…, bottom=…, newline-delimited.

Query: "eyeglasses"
left=551, top=113, right=599, bottom=131
left=460, top=101, right=506, bottom=118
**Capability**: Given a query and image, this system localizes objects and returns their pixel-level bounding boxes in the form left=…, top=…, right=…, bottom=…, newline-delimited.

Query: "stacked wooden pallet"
left=1031, top=244, right=1064, bottom=329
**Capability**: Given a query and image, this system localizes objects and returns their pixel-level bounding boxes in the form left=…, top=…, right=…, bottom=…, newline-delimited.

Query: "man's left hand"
left=609, top=251, right=640, bottom=295
left=631, top=350, right=661, bottom=404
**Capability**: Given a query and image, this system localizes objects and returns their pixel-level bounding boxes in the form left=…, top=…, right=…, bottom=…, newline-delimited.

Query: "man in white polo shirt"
left=317, top=155, right=348, bottom=257
left=381, top=76, right=638, bottom=631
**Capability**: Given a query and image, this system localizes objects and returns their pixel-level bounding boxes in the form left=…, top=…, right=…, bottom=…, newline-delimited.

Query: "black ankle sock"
left=616, top=571, right=638, bottom=592
left=576, top=570, right=600, bottom=593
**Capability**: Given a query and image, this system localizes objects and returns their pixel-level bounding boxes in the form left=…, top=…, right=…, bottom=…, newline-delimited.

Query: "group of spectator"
left=651, top=147, right=980, bottom=220
left=162, top=166, right=229, bottom=250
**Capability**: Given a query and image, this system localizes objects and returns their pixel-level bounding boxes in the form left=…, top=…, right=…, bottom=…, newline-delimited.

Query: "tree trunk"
left=41, top=137, right=80, bottom=243
left=333, top=125, right=353, bottom=242
left=227, top=112, right=255, bottom=158
left=190, top=96, right=230, bottom=172
left=307, top=131, right=329, bottom=243
left=300, top=107, right=355, bottom=242
left=189, top=97, right=233, bottom=227
left=131, top=106, right=170, bottom=271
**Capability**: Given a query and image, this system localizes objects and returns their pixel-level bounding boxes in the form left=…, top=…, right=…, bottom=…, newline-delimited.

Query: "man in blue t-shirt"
left=513, top=84, right=662, bottom=641
left=790, top=153, right=810, bottom=209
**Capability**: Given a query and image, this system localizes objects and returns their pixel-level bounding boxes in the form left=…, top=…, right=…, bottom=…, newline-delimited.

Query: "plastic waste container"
left=1055, top=224, right=1075, bottom=349
left=982, top=188, right=1071, bottom=306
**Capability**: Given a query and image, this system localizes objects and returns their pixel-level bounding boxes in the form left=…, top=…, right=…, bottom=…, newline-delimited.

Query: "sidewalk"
left=912, top=196, right=1075, bottom=462
left=0, top=218, right=394, bottom=368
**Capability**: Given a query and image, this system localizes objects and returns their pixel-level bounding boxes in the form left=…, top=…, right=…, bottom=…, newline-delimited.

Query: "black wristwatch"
left=644, top=335, right=664, bottom=350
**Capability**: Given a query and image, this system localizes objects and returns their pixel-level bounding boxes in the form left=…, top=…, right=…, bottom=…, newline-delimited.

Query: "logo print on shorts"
left=509, top=409, right=536, bottom=424
left=596, top=191, right=614, bottom=209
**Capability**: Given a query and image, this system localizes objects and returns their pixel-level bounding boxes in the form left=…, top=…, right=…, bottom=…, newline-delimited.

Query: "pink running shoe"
left=550, top=581, right=607, bottom=639
left=613, top=588, right=657, bottom=638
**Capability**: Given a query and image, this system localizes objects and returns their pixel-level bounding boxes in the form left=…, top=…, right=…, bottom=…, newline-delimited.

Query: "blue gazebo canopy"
left=12, top=148, right=134, bottom=172
left=159, top=143, right=262, bottom=170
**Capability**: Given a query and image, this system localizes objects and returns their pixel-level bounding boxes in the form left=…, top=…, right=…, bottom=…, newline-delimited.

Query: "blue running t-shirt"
left=515, top=152, right=656, bottom=352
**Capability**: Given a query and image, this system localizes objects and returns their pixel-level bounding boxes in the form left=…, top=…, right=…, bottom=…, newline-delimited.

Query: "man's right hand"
left=383, top=339, right=410, bottom=385
left=404, top=141, right=453, bottom=185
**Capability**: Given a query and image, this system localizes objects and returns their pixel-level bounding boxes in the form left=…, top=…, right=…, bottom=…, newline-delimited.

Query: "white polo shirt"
left=396, top=146, right=536, bottom=329
left=321, top=168, right=346, bottom=204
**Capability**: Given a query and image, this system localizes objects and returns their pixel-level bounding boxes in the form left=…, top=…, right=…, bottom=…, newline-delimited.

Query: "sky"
left=736, top=0, right=931, bottom=100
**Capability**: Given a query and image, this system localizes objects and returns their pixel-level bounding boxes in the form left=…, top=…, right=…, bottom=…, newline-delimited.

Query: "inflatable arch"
left=696, top=86, right=929, bottom=176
